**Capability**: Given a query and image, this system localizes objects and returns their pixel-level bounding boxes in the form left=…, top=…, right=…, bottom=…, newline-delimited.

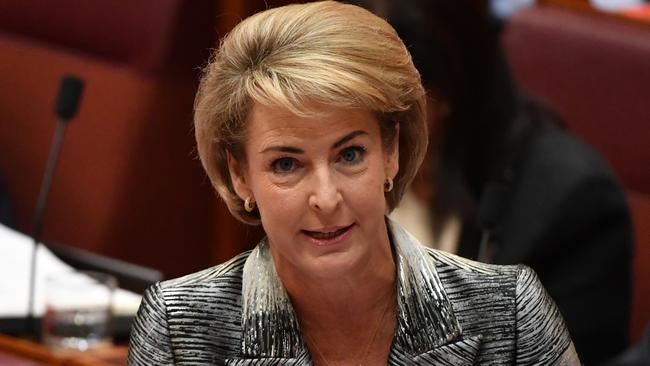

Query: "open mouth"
left=302, top=224, right=354, bottom=242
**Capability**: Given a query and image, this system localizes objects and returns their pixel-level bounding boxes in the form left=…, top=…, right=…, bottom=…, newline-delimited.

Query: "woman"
left=128, top=1, right=579, bottom=365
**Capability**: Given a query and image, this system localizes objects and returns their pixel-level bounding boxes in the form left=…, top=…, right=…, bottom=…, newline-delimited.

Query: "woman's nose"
left=308, top=169, right=342, bottom=214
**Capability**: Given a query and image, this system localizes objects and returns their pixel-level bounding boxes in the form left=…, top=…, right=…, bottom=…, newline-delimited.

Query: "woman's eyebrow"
left=259, top=130, right=368, bottom=154
left=259, top=146, right=304, bottom=154
left=332, top=130, right=367, bottom=149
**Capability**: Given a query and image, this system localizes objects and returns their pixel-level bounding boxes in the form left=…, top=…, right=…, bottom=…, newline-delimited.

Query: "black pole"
left=25, top=75, right=84, bottom=338
left=26, top=120, right=68, bottom=337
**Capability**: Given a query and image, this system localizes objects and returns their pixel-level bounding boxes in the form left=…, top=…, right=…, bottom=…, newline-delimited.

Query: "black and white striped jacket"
left=128, top=220, right=579, bottom=365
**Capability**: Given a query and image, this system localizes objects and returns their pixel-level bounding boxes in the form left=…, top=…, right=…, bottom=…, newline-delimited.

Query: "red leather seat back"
left=503, top=5, right=650, bottom=195
left=629, top=192, right=650, bottom=342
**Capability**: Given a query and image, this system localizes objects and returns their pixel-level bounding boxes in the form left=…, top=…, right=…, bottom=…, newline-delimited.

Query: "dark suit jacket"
left=128, top=220, right=578, bottom=365
left=458, top=122, right=633, bottom=364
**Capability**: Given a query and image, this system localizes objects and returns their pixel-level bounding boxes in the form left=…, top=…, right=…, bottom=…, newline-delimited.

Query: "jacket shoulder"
left=159, top=250, right=250, bottom=290
left=424, top=246, right=520, bottom=277
left=425, top=248, right=577, bottom=362
left=129, top=251, right=251, bottom=364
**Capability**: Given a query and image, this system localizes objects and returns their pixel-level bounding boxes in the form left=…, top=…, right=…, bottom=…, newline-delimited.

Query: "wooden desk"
left=0, top=334, right=127, bottom=366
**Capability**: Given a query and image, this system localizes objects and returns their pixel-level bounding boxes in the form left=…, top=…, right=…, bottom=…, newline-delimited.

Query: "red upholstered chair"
left=628, top=192, right=650, bottom=342
left=0, top=1, right=222, bottom=278
left=503, top=4, right=650, bottom=342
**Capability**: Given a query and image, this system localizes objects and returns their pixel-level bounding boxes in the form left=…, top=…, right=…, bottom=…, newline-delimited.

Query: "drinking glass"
left=42, top=270, right=116, bottom=351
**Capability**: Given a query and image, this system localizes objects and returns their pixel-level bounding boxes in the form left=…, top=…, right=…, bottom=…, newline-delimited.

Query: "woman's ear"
left=227, top=151, right=253, bottom=201
left=385, top=122, right=400, bottom=179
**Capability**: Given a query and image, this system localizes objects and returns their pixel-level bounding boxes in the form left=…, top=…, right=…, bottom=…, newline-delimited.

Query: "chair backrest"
left=503, top=5, right=650, bottom=195
left=628, top=192, right=650, bottom=342
left=0, top=0, right=207, bottom=75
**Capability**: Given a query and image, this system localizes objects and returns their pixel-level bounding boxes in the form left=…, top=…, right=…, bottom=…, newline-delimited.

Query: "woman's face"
left=229, top=102, right=398, bottom=280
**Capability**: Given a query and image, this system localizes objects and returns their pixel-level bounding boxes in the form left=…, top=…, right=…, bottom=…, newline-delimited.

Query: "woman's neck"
left=278, top=235, right=395, bottom=317
left=294, top=264, right=395, bottom=324
left=269, top=227, right=397, bottom=365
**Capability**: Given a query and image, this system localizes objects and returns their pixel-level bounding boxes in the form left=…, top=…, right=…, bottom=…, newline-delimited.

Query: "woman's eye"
left=338, top=146, right=365, bottom=164
left=271, top=157, right=297, bottom=174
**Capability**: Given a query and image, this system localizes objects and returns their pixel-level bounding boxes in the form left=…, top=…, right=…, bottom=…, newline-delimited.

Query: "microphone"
left=26, top=75, right=85, bottom=337
left=54, top=76, right=84, bottom=121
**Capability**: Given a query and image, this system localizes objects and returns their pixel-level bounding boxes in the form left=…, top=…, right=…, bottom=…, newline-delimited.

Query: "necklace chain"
left=305, top=289, right=395, bottom=366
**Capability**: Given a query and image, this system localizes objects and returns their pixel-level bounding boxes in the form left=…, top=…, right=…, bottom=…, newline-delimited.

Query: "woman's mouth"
left=301, top=224, right=354, bottom=246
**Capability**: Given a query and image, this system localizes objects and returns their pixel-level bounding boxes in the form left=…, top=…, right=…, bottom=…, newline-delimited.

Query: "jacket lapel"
left=388, top=221, right=482, bottom=364
left=389, top=335, right=482, bottom=365
left=390, top=221, right=462, bottom=349
left=238, top=240, right=306, bottom=359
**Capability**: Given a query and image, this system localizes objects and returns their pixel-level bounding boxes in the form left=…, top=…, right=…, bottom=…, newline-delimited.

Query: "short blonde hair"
left=194, top=0, right=427, bottom=224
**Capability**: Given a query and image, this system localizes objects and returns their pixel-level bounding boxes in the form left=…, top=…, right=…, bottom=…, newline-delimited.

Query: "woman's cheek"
left=343, top=173, right=385, bottom=211
left=259, top=180, right=303, bottom=217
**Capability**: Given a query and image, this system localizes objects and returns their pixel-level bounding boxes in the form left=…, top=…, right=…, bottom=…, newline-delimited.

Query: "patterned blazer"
left=128, top=220, right=579, bottom=365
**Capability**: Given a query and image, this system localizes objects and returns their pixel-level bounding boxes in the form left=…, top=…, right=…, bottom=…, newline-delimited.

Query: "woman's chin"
left=301, top=249, right=367, bottom=279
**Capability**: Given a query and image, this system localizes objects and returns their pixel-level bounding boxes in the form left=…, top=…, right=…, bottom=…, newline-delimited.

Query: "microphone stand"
left=25, top=75, right=84, bottom=339
left=25, top=119, right=69, bottom=338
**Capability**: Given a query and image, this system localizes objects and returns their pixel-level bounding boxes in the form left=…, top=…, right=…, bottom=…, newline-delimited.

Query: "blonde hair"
left=194, top=0, right=427, bottom=224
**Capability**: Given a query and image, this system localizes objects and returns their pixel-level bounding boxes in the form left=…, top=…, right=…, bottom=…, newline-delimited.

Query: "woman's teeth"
left=306, top=227, right=348, bottom=240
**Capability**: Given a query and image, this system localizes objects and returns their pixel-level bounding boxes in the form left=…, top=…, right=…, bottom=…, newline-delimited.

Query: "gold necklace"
left=306, top=333, right=334, bottom=366
left=305, top=289, right=395, bottom=366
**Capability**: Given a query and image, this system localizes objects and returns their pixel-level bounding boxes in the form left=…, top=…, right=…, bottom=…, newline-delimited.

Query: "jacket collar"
left=226, top=219, right=478, bottom=365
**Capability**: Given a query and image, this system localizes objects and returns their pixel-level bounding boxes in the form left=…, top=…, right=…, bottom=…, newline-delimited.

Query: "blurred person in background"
left=355, top=0, right=634, bottom=363
left=128, top=1, right=579, bottom=364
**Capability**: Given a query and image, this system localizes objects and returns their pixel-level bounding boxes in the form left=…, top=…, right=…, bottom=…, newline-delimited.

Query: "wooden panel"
left=0, top=334, right=126, bottom=366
